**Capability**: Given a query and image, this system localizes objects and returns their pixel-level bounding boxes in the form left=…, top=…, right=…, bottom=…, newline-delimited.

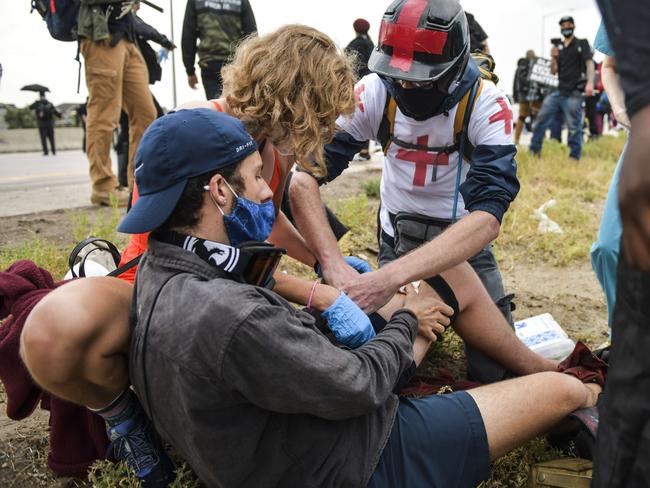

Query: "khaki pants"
left=514, top=100, right=541, bottom=144
left=81, top=38, right=156, bottom=192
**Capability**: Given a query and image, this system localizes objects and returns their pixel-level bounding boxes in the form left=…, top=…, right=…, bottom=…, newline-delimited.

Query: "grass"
left=0, top=134, right=625, bottom=486
left=362, top=177, right=381, bottom=198
left=495, top=134, right=625, bottom=268
left=0, top=203, right=126, bottom=280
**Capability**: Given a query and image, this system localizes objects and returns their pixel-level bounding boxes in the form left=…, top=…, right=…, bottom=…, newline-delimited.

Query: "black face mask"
left=562, top=28, right=574, bottom=38
left=392, top=83, right=448, bottom=121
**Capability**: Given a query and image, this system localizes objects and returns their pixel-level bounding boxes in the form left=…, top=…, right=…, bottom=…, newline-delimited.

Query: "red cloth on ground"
left=399, top=368, right=482, bottom=397
left=558, top=341, right=608, bottom=387
left=0, top=260, right=108, bottom=477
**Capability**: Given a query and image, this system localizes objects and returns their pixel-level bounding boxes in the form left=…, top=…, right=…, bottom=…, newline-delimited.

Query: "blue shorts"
left=369, top=391, right=491, bottom=488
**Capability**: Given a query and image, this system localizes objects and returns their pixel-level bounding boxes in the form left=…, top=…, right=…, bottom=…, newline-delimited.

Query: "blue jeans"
left=549, top=111, right=563, bottom=142
left=590, top=148, right=625, bottom=332
left=530, top=91, right=584, bottom=159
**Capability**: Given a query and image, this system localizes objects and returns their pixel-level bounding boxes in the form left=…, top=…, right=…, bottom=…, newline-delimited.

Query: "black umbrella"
left=21, top=84, right=50, bottom=94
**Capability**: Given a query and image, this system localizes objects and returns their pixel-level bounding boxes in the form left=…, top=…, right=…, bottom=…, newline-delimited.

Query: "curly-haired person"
left=118, top=24, right=358, bottom=283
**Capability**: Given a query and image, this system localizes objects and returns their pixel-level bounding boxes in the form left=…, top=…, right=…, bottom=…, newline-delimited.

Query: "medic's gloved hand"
left=344, top=256, right=373, bottom=274
left=322, top=292, right=376, bottom=348
left=314, top=256, right=372, bottom=278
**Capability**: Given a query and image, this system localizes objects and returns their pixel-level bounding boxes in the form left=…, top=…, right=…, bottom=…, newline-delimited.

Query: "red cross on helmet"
left=368, top=0, right=470, bottom=86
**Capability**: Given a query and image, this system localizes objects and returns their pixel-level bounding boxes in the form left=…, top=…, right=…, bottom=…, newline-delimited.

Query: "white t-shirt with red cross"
left=336, top=73, right=514, bottom=238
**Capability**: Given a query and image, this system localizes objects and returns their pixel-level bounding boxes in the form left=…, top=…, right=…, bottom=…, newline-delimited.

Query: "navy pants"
left=200, top=60, right=226, bottom=100
left=369, top=392, right=490, bottom=488
left=38, top=123, right=55, bottom=155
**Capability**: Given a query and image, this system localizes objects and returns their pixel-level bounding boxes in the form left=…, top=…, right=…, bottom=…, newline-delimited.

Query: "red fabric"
left=353, top=18, right=370, bottom=34
left=117, top=182, right=145, bottom=284
left=399, top=368, right=482, bottom=397
left=558, top=341, right=608, bottom=387
left=0, top=260, right=108, bottom=477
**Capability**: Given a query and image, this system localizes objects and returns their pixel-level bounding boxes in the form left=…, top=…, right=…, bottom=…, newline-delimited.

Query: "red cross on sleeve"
left=488, top=98, right=513, bottom=135
left=354, top=85, right=365, bottom=113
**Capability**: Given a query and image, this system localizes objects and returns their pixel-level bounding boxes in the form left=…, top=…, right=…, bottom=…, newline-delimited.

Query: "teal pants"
left=590, top=146, right=625, bottom=333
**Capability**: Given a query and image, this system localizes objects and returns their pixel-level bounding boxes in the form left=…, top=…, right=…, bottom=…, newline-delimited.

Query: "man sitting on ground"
left=115, top=108, right=599, bottom=487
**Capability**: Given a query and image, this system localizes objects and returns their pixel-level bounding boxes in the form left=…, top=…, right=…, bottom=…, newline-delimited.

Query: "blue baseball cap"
left=117, top=109, right=258, bottom=234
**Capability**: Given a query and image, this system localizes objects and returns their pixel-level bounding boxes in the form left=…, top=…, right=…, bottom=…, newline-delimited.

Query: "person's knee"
left=541, top=372, right=588, bottom=411
left=20, top=296, right=86, bottom=388
left=21, top=281, right=122, bottom=388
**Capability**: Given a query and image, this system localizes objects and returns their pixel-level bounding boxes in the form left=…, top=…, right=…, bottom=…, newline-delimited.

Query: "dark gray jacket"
left=130, top=238, right=418, bottom=488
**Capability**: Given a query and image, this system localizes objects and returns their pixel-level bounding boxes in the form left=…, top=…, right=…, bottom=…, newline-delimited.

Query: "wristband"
left=306, top=278, right=321, bottom=311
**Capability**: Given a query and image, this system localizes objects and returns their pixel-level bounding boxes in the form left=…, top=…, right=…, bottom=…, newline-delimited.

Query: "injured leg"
left=439, top=262, right=558, bottom=376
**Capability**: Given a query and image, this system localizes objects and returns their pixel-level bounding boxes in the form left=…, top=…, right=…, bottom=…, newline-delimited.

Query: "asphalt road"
left=0, top=148, right=384, bottom=220
left=0, top=150, right=119, bottom=218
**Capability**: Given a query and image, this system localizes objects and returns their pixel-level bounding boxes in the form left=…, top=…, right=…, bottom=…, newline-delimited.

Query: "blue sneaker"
left=107, top=410, right=176, bottom=487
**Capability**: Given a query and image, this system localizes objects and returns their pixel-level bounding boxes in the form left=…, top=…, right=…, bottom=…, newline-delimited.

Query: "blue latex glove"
left=344, top=256, right=373, bottom=274
left=321, top=292, right=376, bottom=348
left=314, top=256, right=372, bottom=278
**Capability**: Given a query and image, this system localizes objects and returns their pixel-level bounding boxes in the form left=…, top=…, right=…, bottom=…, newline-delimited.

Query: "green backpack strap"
left=451, top=78, right=482, bottom=222
left=453, top=77, right=483, bottom=163
left=377, top=93, right=398, bottom=156
left=470, top=51, right=500, bottom=85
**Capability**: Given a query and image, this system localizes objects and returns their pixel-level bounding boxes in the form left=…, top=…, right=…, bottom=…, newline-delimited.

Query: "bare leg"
left=21, top=277, right=132, bottom=409
left=468, top=372, right=601, bottom=459
left=440, top=262, right=558, bottom=375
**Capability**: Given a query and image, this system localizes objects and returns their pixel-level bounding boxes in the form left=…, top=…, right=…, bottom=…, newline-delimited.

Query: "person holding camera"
left=529, top=16, right=594, bottom=161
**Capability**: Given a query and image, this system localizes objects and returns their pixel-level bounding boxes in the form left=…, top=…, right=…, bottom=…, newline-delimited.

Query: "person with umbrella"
left=24, top=85, right=61, bottom=156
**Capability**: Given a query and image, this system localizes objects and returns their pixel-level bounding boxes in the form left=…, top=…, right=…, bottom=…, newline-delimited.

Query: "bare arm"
left=390, top=210, right=499, bottom=284
left=619, top=105, right=650, bottom=270
left=342, top=210, right=500, bottom=313
left=288, top=171, right=359, bottom=288
left=585, top=59, right=595, bottom=96
left=550, top=47, right=559, bottom=75
left=601, top=55, right=629, bottom=127
left=273, top=272, right=339, bottom=310
left=268, top=211, right=317, bottom=267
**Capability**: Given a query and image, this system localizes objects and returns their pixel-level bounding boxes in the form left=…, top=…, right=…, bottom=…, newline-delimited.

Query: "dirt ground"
left=0, top=166, right=608, bottom=487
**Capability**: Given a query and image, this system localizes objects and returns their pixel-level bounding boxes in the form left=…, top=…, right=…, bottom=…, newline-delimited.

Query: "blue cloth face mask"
left=205, top=180, right=275, bottom=246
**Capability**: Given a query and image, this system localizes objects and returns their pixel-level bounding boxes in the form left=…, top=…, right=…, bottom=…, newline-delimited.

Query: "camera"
left=550, top=38, right=563, bottom=47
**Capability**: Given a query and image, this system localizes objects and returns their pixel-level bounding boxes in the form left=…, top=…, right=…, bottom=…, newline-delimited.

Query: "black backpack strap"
left=107, top=254, right=142, bottom=277
left=377, top=92, right=398, bottom=156
left=76, top=40, right=82, bottom=94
